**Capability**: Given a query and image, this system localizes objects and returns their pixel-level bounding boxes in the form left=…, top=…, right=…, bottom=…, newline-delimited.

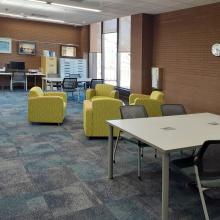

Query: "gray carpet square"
left=43, top=183, right=100, bottom=217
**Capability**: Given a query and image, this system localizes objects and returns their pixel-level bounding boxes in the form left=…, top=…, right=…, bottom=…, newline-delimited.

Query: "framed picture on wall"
left=61, top=45, right=76, bottom=57
left=0, top=38, right=12, bottom=54
left=18, top=41, right=36, bottom=55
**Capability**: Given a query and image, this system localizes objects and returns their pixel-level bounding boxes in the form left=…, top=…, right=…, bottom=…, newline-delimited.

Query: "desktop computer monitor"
left=9, top=61, right=25, bottom=70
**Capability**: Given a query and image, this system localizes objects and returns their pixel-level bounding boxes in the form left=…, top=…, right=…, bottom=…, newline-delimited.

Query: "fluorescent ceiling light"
left=27, top=16, right=65, bottom=23
left=27, top=0, right=47, bottom=4
left=0, top=12, right=24, bottom=18
left=27, top=16, right=81, bottom=26
left=52, top=3, right=101, bottom=13
left=25, top=0, right=101, bottom=12
left=0, top=12, right=81, bottom=25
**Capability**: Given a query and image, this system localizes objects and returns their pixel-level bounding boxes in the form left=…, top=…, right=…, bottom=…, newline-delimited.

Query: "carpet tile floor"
left=0, top=91, right=219, bottom=220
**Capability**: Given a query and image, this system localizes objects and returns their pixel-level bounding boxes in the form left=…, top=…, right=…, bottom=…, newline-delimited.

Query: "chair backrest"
left=90, top=79, right=104, bottom=89
left=120, top=105, right=148, bottom=119
left=95, top=84, right=114, bottom=97
left=194, top=140, right=220, bottom=179
left=161, top=104, right=186, bottom=116
left=150, top=91, right=164, bottom=102
left=29, top=86, right=44, bottom=98
left=62, top=78, right=77, bottom=90
left=12, top=72, right=25, bottom=82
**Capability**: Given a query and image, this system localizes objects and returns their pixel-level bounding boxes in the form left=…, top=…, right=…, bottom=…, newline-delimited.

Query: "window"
left=119, top=53, right=130, bottom=89
left=103, top=32, right=117, bottom=85
left=89, top=16, right=131, bottom=88
left=102, top=19, right=117, bottom=85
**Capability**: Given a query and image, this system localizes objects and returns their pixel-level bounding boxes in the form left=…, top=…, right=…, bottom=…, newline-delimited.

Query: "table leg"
left=10, top=76, right=13, bottom=91
left=108, top=125, right=114, bottom=179
left=25, top=76, right=27, bottom=91
left=42, top=78, right=44, bottom=90
left=51, top=82, right=53, bottom=91
left=162, top=152, right=170, bottom=220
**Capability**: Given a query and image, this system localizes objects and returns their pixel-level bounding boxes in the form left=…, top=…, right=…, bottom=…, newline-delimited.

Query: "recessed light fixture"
left=26, top=0, right=101, bottom=12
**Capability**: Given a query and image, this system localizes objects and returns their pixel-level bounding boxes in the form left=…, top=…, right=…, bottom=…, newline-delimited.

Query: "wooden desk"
left=0, top=72, right=45, bottom=91
left=0, top=72, right=12, bottom=90
left=25, top=73, right=45, bottom=91
left=107, top=113, right=220, bottom=220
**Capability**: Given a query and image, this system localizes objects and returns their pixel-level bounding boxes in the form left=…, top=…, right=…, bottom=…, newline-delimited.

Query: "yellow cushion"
left=95, top=84, right=114, bottom=97
left=85, top=84, right=118, bottom=100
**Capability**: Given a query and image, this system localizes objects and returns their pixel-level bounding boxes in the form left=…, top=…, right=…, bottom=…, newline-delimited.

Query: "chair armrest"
left=86, top=89, right=96, bottom=100
left=44, top=92, right=67, bottom=103
left=83, top=100, right=93, bottom=136
left=110, top=90, right=119, bottom=99
left=129, top=93, right=150, bottom=104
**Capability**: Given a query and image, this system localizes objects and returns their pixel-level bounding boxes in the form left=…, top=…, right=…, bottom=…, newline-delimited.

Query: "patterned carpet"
left=0, top=91, right=219, bottom=220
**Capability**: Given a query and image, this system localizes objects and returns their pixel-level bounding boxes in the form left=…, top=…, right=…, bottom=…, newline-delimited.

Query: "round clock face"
left=211, top=43, right=220, bottom=57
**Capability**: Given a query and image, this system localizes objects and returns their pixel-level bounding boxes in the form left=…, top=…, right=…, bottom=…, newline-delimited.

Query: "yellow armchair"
left=83, top=98, right=123, bottom=137
left=86, top=84, right=119, bottom=100
left=28, top=87, right=67, bottom=124
left=129, top=91, right=165, bottom=117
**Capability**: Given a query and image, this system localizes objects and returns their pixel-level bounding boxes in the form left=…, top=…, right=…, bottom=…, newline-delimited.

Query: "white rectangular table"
left=42, top=77, right=92, bottom=91
left=107, top=113, right=220, bottom=220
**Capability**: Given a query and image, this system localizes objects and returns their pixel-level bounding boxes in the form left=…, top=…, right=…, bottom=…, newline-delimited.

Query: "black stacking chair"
left=90, top=79, right=104, bottom=89
left=194, top=140, right=220, bottom=220
left=12, top=72, right=26, bottom=90
left=161, top=104, right=194, bottom=157
left=161, top=104, right=186, bottom=116
left=113, top=105, right=149, bottom=179
left=62, top=78, right=79, bottom=101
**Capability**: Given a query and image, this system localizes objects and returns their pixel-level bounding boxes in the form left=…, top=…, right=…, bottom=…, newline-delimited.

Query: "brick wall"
left=0, top=17, right=87, bottom=69
left=153, top=3, right=220, bottom=114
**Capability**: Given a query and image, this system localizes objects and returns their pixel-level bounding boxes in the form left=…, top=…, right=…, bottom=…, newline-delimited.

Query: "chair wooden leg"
left=113, top=131, right=121, bottom=163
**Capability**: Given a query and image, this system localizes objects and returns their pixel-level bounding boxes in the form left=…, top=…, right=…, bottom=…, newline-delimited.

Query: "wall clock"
left=211, top=43, right=220, bottom=57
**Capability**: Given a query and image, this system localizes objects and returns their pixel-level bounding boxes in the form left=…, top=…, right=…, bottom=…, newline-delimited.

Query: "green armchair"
left=129, top=91, right=165, bottom=117
left=86, top=84, right=119, bottom=100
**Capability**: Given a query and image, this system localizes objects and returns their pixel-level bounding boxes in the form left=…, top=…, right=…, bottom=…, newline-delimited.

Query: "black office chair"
left=161, top=104, right=186, bottom=116
left=161, top=104, right=194, bottom=157
left=12, top=72, right=26, bottom=90
left=90, top=79, right=104, bottom=89
left=113, top=105, right=150, bottom=180
left=194, top=140, right=220, bottom=220
left=62, top=78, right=79, bottom=101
